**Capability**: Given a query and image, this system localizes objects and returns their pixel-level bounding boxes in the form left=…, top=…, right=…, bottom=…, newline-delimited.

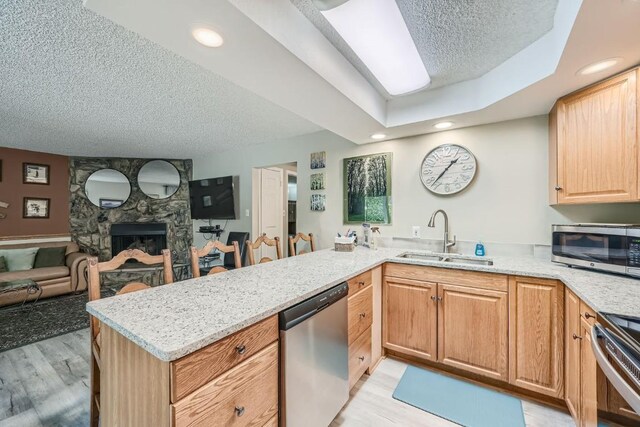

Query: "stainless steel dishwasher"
left=279, top=282, right=349, bottom=427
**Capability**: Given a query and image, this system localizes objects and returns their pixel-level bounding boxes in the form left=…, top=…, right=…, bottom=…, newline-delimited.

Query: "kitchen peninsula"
left=87, top=246, right=640, bottom=427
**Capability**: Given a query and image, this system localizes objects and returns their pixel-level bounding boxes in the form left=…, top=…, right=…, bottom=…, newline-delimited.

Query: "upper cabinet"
left=550, top=68, right=638, bottom=205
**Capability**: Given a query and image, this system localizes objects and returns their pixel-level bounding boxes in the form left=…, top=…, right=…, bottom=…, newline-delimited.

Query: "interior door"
left=259, top=168, right=283, bottom=261
left=437, top=283, right=508, bottom=381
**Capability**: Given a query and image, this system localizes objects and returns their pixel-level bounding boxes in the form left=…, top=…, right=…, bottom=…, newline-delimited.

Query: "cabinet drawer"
left=580, top=300, right=597, bottom=325
left=263, top=415, right=278, bottom=427
left=384, top=263, right=508, bottom=292
left=349, top=326, right=371, bottom=389
left=348, top=285, right=373, bottom=345
left=171, top=316, right=278, bottom=402
left=348, top=270, right=372, bottom=296
left=171, top=343, right=279, bottom=427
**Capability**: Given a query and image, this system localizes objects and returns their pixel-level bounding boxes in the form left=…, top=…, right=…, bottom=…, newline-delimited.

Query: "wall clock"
left=420, top=144, right=477, bottom=195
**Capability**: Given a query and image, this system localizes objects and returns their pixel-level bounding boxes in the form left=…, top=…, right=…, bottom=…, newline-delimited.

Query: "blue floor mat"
left=393, top=365, right=526, bottom=427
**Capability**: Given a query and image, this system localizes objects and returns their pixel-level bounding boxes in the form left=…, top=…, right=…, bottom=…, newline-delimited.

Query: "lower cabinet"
left=438, top=283, right=509, bottom=381
left=565, top=288, right=598, bottom=427
left=509, top=277, right=564, bottom=398
left=383, top=276, right=437, bottom=361
left=382, top=265, right=571, bottom=402
left=383, top=267, right=509, bottom=382
left=347, top=270, right=374, bottom=389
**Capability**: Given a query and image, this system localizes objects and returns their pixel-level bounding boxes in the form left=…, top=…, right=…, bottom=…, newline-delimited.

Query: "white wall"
left=193, top=116, right=640, bottom=249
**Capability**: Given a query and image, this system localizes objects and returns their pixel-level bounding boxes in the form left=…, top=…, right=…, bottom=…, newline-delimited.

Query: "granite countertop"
left=86, top=246, right=640, bottom=361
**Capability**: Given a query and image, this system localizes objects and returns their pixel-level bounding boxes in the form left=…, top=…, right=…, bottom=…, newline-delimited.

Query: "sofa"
left=0, top=241, right=88, bottom=307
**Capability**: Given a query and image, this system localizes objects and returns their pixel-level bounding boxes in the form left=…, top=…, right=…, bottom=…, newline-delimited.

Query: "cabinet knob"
left=358, top=356, right=365, bottom=362
left=357, top=281, right=365, bottom=286
left=235, top=406, right=245, bottom=417
left=431, top=295, right=438, bottom=302
left=584, top=312, right=595, bottom=320
left=554, top=186, right=562, bottom=191
left=235, top=344, right=247, bottom=355
left=573, top=333, right=583, bottom=340
left=359, top=312, right=366, bottom=319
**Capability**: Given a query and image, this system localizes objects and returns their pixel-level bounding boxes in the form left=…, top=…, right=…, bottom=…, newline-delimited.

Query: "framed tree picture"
left=343, top=152, right=392, bottom=224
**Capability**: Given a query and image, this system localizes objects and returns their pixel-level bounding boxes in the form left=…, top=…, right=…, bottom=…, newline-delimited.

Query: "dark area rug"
left=0, top=286, right=117, bottom=352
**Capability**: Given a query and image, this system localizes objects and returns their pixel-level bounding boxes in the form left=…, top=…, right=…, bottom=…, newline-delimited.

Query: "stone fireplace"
left=110, top=223, right=167, bottom=257
left=69, top=157, right=193, bottom=264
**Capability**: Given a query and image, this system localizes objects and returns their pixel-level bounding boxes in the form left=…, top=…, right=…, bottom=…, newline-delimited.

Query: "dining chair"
left=246, top=233, right=282, bottom=265
left=190, top=240, right=241, bottom=278
left=288, top=232, right=315, bottom=256
left=86, top=248, right=173, bottom=427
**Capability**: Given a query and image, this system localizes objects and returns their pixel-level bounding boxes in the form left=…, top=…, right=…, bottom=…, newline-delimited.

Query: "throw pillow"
left=0, top=248, right=39, bottom=272
left=0, top=256, right=7, bottom=273
left=34, top=247, right=67, bottom=268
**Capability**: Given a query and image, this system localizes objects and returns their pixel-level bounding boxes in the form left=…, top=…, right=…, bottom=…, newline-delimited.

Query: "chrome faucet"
left=428, top=209, right=456, bottom=253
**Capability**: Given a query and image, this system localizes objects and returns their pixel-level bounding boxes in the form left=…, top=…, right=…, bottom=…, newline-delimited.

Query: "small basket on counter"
left=334, top=236, right=356, bottom=252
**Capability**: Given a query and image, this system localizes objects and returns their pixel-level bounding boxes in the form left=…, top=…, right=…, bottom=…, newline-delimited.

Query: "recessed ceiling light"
left=577, top=58, right=622, bottom=76
left=191, top=26, right=224, bottom=48
left=433, top=121, right=454, bottom=129
left=318, top=0, right=430, bottom=96
left=371, top=133, right=386, bottom=140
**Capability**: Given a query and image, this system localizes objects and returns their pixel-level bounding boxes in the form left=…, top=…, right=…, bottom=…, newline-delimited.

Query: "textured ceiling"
left=291, top=0, right=559, bottom=96
left=0, top=0, right=320, bottom=158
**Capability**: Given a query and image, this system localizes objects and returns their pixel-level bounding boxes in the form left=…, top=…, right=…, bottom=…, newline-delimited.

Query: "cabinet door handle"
left=357, top=281, right=365, bottom=286
left=431, top=295, right=438, bottom=302
left=235, top=406, right=245, bottom=417
left=585, top=312, right=595, bottom=320
left=555, top=186, right=562, bottom=191
left=573, top=333, right=583, bottom=340
left=359, top=312, right=366, bottom=319
left=235, top=344, right=247, bottom=355
left=358, top=356, right=365, bottom=362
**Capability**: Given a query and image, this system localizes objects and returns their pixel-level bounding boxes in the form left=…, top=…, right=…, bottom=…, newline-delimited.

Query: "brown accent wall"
left=0, top=147, right=70, bottom=238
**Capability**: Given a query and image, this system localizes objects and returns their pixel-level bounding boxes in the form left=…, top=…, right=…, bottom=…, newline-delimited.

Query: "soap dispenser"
left=475, top=241, right=486, bottom=257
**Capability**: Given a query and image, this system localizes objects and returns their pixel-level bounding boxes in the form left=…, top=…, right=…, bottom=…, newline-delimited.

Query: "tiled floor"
left=0, top=329, right=577, bottom=427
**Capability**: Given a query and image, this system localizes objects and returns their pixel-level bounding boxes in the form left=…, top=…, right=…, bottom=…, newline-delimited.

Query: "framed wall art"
left=343, top=152, right=392, bottom=224
left=23, top=197, right=50, bottom=218
left=23, top=163, right=50, bottom=185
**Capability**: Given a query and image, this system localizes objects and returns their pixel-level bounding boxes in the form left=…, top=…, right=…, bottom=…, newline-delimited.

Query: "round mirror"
left=137, top=160, right=181, bottom=199
left=85, top=169, right=131, bottom=209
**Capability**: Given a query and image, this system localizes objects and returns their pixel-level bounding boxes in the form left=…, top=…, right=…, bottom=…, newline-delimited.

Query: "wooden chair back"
left=288, top=232, right=315, bottom=256
left=86, top=248, right=173, bottom=427
left=190, top=240, right=241, bottom=278
left=246, top=234, right=282, bottom=265
left=87, top=248, right=174, bottom=339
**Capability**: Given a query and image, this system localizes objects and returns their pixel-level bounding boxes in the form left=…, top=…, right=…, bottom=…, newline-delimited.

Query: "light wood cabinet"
left=550, top=67, right=639, bottom=205
left=565, top=288, right=598, bottom=427
left=383, top=276, right=437, bottom=361
left=347, top=270, right=374, bottom=389
left=565, top=288, right=582, bottom=420
left=438, top=283, right=509, bottom=381
left=508, top=277, right=564, bottom=398
left=348, top=285, right=373, bottom=345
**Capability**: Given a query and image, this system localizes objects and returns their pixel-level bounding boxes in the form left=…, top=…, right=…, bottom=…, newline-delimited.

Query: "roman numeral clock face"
left=420, top=144, right=477, bottom=195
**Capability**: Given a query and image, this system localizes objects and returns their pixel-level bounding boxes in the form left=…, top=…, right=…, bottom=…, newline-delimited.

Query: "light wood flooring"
left=1, top=329, right=577, bottom=427
left=332, top=357, right=575, bottom=427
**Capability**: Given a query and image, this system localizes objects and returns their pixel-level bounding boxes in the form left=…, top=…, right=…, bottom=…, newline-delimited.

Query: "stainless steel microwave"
left=552, top=224, right=640, bottom=278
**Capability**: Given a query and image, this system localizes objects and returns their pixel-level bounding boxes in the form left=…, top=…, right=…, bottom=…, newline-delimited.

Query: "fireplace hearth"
left=110, top=223, right=167, bottom=257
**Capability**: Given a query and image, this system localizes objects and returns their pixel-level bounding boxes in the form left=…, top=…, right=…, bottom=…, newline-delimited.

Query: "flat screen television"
left=189, top=176, right=239, bottom=220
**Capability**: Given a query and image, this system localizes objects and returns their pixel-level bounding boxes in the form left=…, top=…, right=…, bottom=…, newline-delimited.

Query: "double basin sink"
left=397, top=252, right=494, bottom=266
